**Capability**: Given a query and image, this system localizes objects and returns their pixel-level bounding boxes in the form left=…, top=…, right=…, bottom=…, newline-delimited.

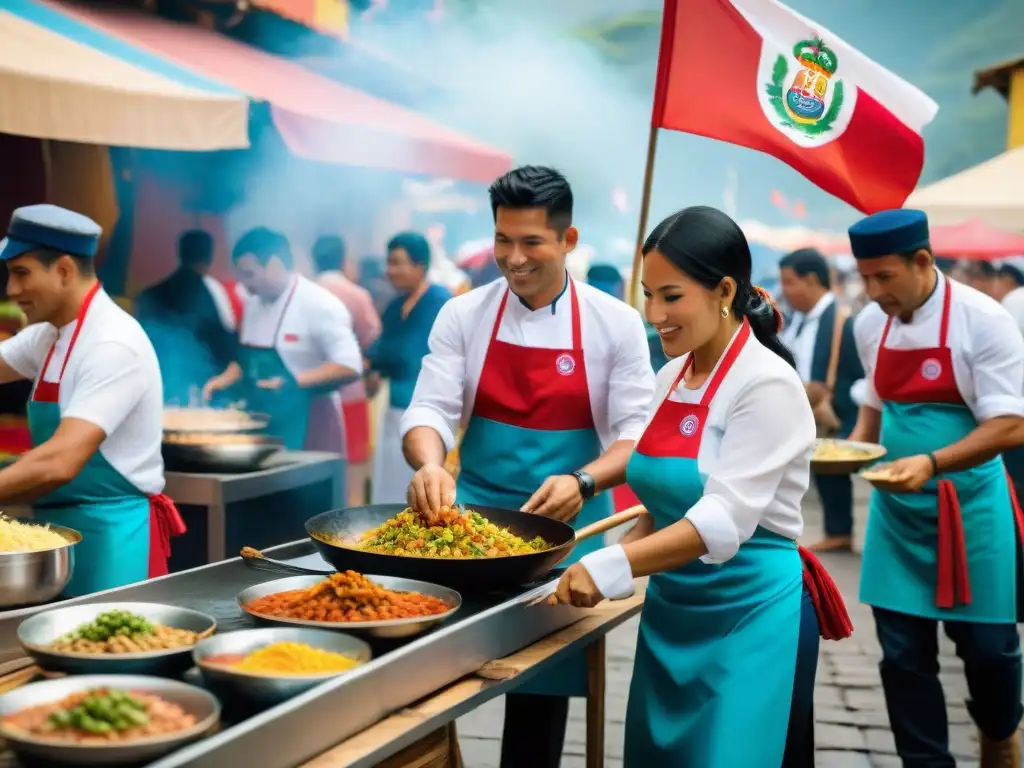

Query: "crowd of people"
left=1, top=162, right=1022, bottom=767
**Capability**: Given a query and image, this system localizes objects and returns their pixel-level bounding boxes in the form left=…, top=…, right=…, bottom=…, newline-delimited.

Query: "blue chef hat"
left=848, top=209, right=930, bottom=260
left=0, top=204, right=102, bottom=262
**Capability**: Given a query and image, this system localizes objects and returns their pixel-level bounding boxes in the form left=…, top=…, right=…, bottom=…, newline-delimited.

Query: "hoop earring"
left=720, top=306, right=729, bottom=318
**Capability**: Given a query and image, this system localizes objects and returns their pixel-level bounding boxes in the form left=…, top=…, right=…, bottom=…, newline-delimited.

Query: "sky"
left=347, top=0, right=1020, bottom=259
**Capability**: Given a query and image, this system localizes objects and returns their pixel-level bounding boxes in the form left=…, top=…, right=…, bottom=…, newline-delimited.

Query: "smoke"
left=217, top=4, right=658, bottom=272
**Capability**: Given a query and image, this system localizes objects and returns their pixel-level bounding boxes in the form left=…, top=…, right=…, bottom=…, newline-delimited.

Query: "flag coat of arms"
left=652, top=0, right=939, bottom=213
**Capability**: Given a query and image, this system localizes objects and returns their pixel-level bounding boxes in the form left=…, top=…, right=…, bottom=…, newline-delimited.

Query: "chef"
left=401, top=166, right=654, bottom=768
left=847, top=209, right=1024, bottom=767
left=0, top=204, right=184, bottom=596
left=547, top=205, right=851, bottom=767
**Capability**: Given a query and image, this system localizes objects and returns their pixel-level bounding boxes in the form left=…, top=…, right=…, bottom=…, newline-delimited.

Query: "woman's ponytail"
left=738, top=283, right=796, bottom=368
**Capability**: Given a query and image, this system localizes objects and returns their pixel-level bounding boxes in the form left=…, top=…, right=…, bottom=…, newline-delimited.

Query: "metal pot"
left=162, top=436, right=282, bottom=473
left=0, top=524, right=80, bottom=609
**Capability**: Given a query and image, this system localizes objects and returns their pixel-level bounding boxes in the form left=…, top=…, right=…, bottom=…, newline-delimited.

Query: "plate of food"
left=193, top=627, right=371, bottom=705
left=237, top=571, right=461, bottom=640
left=858, top=464, right=910, bottom=493
left=812, top=439, right=887, bottom=475
left=18, top=603, right=216, bottom=676
left=0, top=675, right=219, bottom=766
left=162, top=407, right=267, bottom=435
left=0, top=516, right=80, bottom=608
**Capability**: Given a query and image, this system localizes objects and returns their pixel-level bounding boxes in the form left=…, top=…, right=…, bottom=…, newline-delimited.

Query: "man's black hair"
left=488, top=165, right=573, bottom=235
left=779, top=247, right=830, bottom=289
left=232, top=227, right=292, bottom=269
left=386, top=232, right=431, bottom=269
left=30, top=248, right=95, bottom=277
left=178, top=229, right=214, bottom=268
left=312, top=235, right=346, bottom=273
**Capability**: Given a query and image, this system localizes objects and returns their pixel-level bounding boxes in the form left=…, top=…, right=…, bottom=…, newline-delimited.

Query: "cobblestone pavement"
left=455, top=483, right=1023, bottom=767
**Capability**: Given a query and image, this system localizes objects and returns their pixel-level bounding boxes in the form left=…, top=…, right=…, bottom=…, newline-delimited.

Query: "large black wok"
left=302, top=503, right=645, bottom=590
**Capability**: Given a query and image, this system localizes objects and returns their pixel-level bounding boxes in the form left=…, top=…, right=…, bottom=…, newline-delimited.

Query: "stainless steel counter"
left=164, top=451, right=344, bottom=564
left=0, top=542, right=592, bottom=768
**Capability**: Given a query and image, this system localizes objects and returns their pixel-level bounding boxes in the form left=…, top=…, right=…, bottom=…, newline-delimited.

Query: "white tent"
left=906, top=146, right=1024, bottom=231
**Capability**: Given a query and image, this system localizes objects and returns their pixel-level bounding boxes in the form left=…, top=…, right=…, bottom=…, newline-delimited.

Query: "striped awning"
left=0, top=0, right=249, bottom=151
left=8, top=0, right=511, bottom=182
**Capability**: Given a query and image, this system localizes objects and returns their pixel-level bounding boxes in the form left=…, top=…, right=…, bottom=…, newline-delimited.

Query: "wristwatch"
left=571, top=470, right=596, bottom=500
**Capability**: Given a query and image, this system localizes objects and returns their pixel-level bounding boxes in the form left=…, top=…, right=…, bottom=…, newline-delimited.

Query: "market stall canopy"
left=52, top=1, right=513, bottom=183
left=929, top=219, right=1024, bottom=260
left=0, top=0, right=249, bottom=151
left=905, top=147, right=1024, bottom=232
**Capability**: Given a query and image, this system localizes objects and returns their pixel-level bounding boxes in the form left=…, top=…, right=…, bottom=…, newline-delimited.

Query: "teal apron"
left=623, top=322, right=803, bottom=766
left=458, top=280, right=612, bottom=697
left=860, top=279, right=1019, bottom=622
left=28, top=283, right=151, bottom=598
left=239, top=279, right=344, bottom=452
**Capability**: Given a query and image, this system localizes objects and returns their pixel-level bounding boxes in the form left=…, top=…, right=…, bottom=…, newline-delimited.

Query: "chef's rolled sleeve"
left=400, top=302, right=464, bottom=453
left=685, top=376, right=815, bottom=563
left=0, top=324, right=50, bottom=380
left=969, top=308, right=1024, bottom=421
left=607, top=312, right=655, bottom=442
left=852, top=312, right=883, bottom=412
left=313, top=298, right=363, bottom=373
left=63, top=341, right=149, bottom=436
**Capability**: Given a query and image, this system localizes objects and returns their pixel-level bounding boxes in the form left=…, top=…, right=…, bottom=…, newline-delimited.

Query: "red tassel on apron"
left=797, top=545, right=854, bottom=640
left=147, top=493, right=186, bottom=578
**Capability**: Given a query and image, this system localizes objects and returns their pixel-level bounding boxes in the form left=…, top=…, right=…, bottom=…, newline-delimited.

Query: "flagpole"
left=629, top=124, right=660, bottom=309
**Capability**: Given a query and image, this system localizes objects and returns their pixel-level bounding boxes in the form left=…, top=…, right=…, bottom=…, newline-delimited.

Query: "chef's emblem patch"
left=680, top=415, right=700, bottom=437
left=920, top=358, right=942, bottom=381
left=556, top=353, right=576, bottom=376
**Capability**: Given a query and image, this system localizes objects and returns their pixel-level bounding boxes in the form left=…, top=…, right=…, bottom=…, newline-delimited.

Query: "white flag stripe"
left=731, top=0, right=938, bottom=133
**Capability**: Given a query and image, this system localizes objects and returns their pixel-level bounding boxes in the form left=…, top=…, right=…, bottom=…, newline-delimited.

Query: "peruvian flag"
left=653, top=0, right=938, bottom=213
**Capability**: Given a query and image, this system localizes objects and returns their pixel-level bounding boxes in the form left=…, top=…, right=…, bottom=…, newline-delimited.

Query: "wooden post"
left=628, top=124, right=661, bottom=310
left=585, top=637, right=607, bottom=768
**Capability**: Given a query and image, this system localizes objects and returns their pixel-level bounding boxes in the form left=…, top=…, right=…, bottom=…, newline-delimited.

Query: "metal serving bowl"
left=193, top=627, right=371, bottom=706
left=161, top=436, right=283, bottom=473
left=237, top=575, right=462, bottom=640
left=0, top=524, right=80, bottom=609
left=18, top=602, right=217, bottom=676
left=0, top=674, right=220, bottom=766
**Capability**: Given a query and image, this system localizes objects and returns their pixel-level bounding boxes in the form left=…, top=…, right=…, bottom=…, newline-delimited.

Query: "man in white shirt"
left=401, top=166, right=654, bottom=768
left=203, top=228, right=363, bottom=461
left=994, top=256, right=1024, bottom=331
left=847, top=209, right=1024, bottom=766
left=778, top=248, right=864, bottom=552
left=0, top=204, right=183, bottom=596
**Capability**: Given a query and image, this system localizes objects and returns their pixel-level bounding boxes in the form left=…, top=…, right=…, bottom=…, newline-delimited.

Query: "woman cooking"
left=367, top=233, right=450, bottom=504
left=549, top=207, right=852, bottom=766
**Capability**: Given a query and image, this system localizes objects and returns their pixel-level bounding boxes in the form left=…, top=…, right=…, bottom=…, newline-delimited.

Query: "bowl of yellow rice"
left=193, top=627, right=371, bottom=705
left=0, top=515, right=80, bottom=608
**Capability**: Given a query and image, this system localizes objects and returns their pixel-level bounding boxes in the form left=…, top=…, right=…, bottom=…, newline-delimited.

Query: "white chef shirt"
left=649, top=330, right=814, bottom=563
left=0, top=289, right=165, bottom=494
left=202, top=275, right=237, bottom=331
left=854, top=269, right=1024, bottom=422
left=1002, top=286, right=1024, bottom=336
left=400, top=278, right=655, bottom=451
left=239, top=275, right=363, bottom=398
left=781, top=292, right=835, bottom=383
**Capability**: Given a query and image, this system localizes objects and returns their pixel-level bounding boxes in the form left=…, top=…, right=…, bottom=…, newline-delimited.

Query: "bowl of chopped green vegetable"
left=0, top=674, right=220, bottom=765
left=18, top=603, right=216, bottom=676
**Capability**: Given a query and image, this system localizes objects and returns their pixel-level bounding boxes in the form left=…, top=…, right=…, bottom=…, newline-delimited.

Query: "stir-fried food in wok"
left=1, top=688, right=197, bottom=743
left=47, top=610, right=203, bottom=654
left=340, top=507, right=550, bottom=558
left=243, top=570, right=452, bottom=623
left=813, top=440, right=880, bottom=461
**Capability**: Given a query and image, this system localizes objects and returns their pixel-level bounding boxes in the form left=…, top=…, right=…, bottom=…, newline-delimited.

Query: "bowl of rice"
left=0, top=515, right=80, bottom=608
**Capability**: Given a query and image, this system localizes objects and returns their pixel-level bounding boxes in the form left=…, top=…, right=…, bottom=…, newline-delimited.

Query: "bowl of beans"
left=18, top=603, right=217, bottom=676
left=0, top=675, right=219, bottom=765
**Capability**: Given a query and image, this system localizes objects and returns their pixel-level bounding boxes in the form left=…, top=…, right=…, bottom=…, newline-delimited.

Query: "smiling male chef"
left=848, top=209, right=1024, bottom=767
left=0, top=204, right=183, bottom=596
left=203, top=227, right=363, bottom=459
left=401, top=166, right=654, bottom=768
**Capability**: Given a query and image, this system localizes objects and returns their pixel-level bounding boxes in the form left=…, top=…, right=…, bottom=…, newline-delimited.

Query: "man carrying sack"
left=779, top=248, right=864, bottom=552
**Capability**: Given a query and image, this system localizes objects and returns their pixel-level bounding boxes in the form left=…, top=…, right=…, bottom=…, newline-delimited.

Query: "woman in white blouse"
left=548, top=207, right=852, bottom=767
